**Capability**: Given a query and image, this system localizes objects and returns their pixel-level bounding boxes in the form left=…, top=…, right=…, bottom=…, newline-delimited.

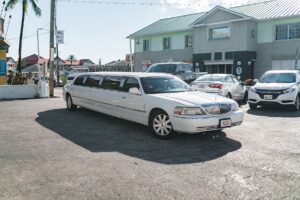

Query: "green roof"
left=129, top=0, right=300, bottom=38
left=129, top=13, right=205, bottom=38
left=231, top=0, right=300, bottom=20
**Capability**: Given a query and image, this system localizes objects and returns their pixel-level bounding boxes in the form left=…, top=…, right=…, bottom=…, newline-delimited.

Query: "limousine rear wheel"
left=150, top=110, right=174, bottom=139
left=66, top=94, right=77, bottom=111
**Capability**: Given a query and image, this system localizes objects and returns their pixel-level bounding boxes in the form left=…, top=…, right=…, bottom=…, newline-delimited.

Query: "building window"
left=203, top=53, right=211, bottom=61
left=185, top=35, right=193, bottom=48
left=276, top=22, right=300, bottom=40
left=209, top=27, right=230, bottom=40
left=214, top=52, right=222, bottom=60
left=143, top=40, right=150, bottom=51
left=225, top=52, right=234, bottom=60
left=163, top=37, right=171, bottom=49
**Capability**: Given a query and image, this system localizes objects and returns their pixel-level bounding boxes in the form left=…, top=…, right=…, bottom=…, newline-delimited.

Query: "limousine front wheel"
left=66, top=94, right=77, bottom=111
left=150, top=110, right=174, bottom=139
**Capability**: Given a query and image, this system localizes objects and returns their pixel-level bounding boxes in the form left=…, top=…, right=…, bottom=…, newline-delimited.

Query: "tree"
left=6, top=0, right=41, bottom=73
left=67, top=55, right=77, bottom=66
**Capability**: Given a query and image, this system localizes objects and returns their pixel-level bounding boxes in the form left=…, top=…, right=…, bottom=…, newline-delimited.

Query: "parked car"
left=67, top=73, right=80, bottom=84
left=248, top=70, right=300, bottom=111
left=144, top=62, right=196, bottom=83
left=190, top=74, right=248, bottom=102
left=63, top=72, right=244, bottom=139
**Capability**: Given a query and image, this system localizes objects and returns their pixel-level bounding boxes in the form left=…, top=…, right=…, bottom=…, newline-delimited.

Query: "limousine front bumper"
left=171, top=110, right=244, bottom=134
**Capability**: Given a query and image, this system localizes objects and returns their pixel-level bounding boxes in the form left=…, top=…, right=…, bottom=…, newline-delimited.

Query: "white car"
left=191, top=74, right=247, bottom=102
left=248, top=70, right=300, bottom=111
left=63, top=72, right=244, bottom=139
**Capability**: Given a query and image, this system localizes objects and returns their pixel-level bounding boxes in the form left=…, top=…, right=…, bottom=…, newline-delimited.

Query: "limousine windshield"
left=141, top=77, right=192, bottom=94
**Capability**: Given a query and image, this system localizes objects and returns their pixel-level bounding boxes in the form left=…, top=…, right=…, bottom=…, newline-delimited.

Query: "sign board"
left=236, top=67, right=242, bottom=75
left=56, top=30, right=64, bottom=44
left=0, top=60, right=7, bottom=76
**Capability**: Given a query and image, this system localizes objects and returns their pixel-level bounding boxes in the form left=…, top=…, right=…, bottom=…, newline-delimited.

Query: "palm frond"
left=23, top=0, right=28, bottom=13
left=29, top=0, right=41, bottom=16
left=5, top=0, right=19, bottom=10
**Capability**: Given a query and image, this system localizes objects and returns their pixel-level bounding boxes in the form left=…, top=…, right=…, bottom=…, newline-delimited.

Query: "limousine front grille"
left=201, top=103, right=231, bottom=115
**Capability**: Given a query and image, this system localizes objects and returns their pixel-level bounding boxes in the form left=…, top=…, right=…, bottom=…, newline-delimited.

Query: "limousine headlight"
left=173, top=107, right=206, bottom=115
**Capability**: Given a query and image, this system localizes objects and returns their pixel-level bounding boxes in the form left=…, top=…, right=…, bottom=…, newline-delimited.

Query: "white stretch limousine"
left=63, top=72, right=244, bottom=139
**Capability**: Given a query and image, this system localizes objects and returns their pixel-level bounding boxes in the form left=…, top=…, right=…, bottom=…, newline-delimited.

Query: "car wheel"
left=66, top=94, right=77, bottom=111
left=249, top=103, right=257, bottom=110
left=150, top=110, right=175, bottom=139
left=226, top=93, right=232, bottom=99
left=292, top=96, right=300, bottom=111
left=242, top=91, right=248, bottom=103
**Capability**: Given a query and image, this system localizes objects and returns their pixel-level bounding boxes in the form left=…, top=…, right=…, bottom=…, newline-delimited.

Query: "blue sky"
left=4, top=0, right=261, bottom=64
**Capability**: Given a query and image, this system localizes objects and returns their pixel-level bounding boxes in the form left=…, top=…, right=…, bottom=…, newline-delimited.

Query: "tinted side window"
left=176, top=65, right=184, bottom=72
left=101, top=76, right=125, bottom=91
left=123, top=77, right=140, bottom=92
left=147, top=64, right=176, bottom=73
left=74, top=75, right=86, bottom=86
left=181, top=64, right=193, bottom=72
left=85, top=75, right=103, bottom=87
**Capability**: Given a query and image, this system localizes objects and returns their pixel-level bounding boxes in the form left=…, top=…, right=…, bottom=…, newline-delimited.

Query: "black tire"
left=242, top=91, right=248, bottom=103
left=226, top=93, right=232, bottom=99
left=249, top=103, right=257, bottom=110
left=149, top=110, right=175, bottom=139
left=292, top=95, right=300, bottom=111
left=66, top=94, right=77, bottom=111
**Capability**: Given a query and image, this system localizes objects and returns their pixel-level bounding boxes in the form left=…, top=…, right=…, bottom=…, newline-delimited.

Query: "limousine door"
left=119, top=77, right=147, bottom=125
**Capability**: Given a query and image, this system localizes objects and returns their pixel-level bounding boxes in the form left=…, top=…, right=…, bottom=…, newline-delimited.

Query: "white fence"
left=0, top=85, right=38, bottom=99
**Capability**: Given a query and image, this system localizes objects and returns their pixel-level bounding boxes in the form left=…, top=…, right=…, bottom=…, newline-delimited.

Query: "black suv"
left=145, top=62, right=196, bottom=83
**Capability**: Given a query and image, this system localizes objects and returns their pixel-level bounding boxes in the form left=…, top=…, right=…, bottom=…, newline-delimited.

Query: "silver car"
left=191, top=74, right=248, bottom=102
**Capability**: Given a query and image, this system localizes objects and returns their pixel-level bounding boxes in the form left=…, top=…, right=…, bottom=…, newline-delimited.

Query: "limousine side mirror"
left=129, top=87, right=142, bottom=95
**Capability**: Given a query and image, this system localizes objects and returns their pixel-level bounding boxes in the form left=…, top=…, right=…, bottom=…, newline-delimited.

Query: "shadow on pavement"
left=36, top=108, right=242, bottom=165
left=247, top=106, right=300, bottom=118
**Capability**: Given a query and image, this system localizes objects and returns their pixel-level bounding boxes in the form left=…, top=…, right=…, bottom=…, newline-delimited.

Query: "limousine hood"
left=151, top=91, right=231, bottom=107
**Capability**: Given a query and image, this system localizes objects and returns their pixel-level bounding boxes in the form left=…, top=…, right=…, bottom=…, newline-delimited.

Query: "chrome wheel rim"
left=67, top=96, right=72, bottom=109
left=296, top=97, right=299, bottom=109
left=153, top=114, right=172, bottom=136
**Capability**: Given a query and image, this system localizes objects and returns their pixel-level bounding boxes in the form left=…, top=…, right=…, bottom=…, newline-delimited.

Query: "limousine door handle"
left=122, top=96, right=126, bottom=99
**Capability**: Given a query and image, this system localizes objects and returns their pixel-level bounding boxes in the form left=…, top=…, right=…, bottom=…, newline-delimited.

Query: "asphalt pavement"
left=0, top=88, right=299, bottom=199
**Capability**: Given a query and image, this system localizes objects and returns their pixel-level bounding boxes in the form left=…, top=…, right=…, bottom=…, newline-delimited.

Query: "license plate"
left=264, top=95, right=273, bottom=100
left=220, top=119, right=231, bottom=128
left=200, top=84, right=205, bottom=88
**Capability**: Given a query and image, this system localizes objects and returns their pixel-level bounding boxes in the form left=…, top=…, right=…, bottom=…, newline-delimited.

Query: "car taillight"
left=208, top=83, right=223, bottom=89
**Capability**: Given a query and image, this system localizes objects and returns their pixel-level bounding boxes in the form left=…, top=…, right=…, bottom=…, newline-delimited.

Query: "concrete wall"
left=0, top=85, right=38, bottom=99
left=193, top=20, right=257, bottom=54
left=134, top=48, right=193, bottom=72
left=134, top=31, right=192, bottom=53
left=255, top=40, right=300, bottom=78
left=257, top=17, right=300, bottom=43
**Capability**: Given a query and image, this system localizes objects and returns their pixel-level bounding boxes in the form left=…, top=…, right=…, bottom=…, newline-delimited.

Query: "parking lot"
left=0, top=88, right=299, bottom=199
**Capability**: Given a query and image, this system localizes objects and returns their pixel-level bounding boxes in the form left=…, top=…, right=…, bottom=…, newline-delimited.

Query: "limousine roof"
left=79, top=72, right=175, bottom=78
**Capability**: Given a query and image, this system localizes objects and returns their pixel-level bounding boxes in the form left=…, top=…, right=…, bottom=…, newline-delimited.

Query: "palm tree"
left=67, top=55, right=77, bottom=66
left=6, top=0, right=41, bottom=73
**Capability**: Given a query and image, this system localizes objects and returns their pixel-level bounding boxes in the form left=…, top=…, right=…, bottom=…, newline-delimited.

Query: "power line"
left=58, top=0, right=201, bottom=8
left=7, top=32, right=49, bottom=41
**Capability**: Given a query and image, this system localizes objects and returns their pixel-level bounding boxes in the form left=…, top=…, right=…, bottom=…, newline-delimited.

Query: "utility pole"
left=49, top=0, right=56, bottom=97
left=129, top=38, right=133, bottom=72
